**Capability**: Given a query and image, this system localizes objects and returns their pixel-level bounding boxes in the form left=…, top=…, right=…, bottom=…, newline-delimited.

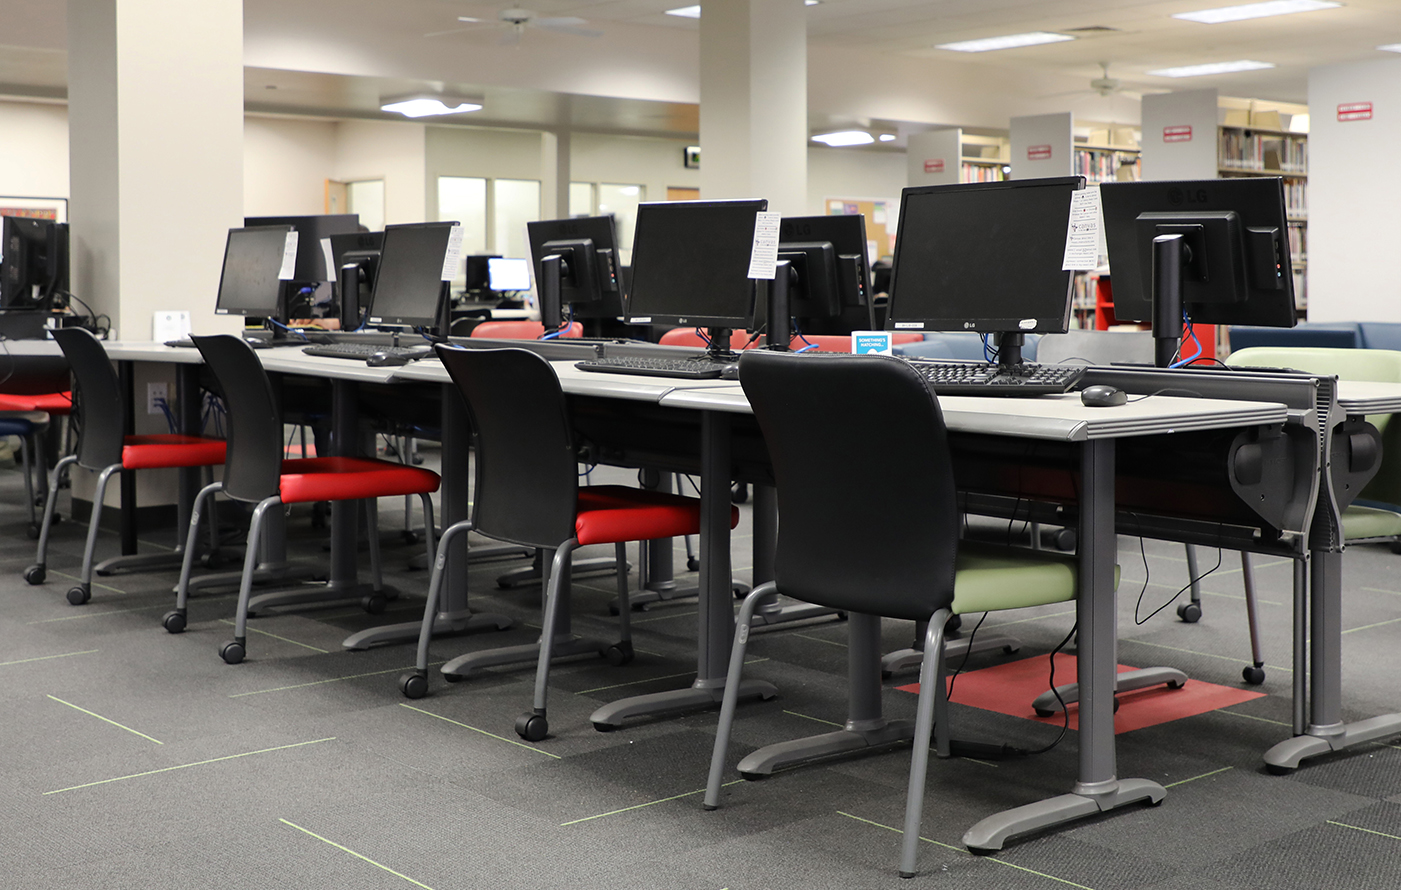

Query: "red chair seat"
left=122, top=435, right=227, bottom=470
left=472, top=321, right=583, bottom=340
left=278, top=455, right=441, bottom=504
left=0, top=391, right=73, bottom=414
left=574, top=484, right=737, bottom=546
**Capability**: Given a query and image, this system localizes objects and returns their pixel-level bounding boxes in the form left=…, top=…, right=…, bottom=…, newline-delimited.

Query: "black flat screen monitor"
left=526, top=215, right=624, bottom=323
left=778, top=214, right=874, bottom=334
left=214, top=226, right=295, bottom=318
left=1100, top=178, right=1297, bottom=329
left=1, top=216, right=68, bottom=310
left=886, top=177, right=1083, bottom=360
left=366, top=222, right=455, bottom=329
left=464, top=254, right=499, bottom=292
left=624, top=199, right=767, bottom=330
left=244, top=214, right=360, bottom=281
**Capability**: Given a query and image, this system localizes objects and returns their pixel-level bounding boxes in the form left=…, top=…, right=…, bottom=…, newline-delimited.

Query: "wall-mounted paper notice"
left=1061, top=188, right=1100, bottom=272
left=319, top=237, right=335, bottom=282
left=441, top=224, right=465, bottom=282
left=747, top=211, right=782, bottom=280
left=153, top=310, right=191, bottom=342
left=278, top=231, right=300, bottom=280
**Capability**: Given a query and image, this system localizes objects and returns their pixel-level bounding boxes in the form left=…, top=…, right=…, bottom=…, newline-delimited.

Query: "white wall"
left=0, top=101, right=69, bottom=198
left=806, top=146, right=905, bottom=215
left=243, top=116, right=338, bottom=216
left=571, top=132, right=699, bottom=204
left=332, top=119, right=427, bottom=225
left=1308, top=59, right=1401, bottom=322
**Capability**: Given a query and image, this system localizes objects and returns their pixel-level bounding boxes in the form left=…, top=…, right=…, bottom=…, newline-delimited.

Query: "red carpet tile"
left=896, top=652, right=1265, bottom=733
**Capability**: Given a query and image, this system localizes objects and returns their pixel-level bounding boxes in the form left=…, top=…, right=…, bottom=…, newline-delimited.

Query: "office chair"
left=398, top=345, right=733, bottom=744
left=704, top=351, right=1082, bottom=879
left=470, top=320, right=583, bottom=340
left=24, top=328, right=228, bottom=603
left=165, top=334, right=441, bottom=664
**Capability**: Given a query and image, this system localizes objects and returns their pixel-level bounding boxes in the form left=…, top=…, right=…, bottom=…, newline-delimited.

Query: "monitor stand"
left=992, top=331, right=1027, bottom=369
left=765, top=261, right=792, bottom=351
left=1151, top=232, right=1186, bottom=369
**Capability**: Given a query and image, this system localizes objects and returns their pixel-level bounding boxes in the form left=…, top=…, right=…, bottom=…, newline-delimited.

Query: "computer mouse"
left=719, top=364, right=741, bottom=381
left=366, top=351, right=411, bottom=368
left=1080, top=384, right=1127, bottom=408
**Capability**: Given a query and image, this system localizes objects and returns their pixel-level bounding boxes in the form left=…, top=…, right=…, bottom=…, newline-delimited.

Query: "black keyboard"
left=904, top=359, right=1085, bottom=397
left=302, top=343, right=432, bottom=361
left=575, top=356, right=735, bottom=380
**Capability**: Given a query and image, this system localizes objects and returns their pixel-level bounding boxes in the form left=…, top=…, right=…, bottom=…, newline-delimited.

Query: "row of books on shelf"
left=1219, top=129, right=1307, bottom=172
left=1074, top=149, right=1140, bottom=183
left=961, top=162, right=1006, bottom=183
left=1284, top=180, right=1307, bottom=217
left=1287, top=224, right=1306, bottom=262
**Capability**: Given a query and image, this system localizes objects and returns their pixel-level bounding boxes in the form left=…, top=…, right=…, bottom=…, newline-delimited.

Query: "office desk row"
left=85, top=338, right=1401, bottom=852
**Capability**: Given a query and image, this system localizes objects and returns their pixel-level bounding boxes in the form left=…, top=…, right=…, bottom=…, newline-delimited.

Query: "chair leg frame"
left=173, top=480, right=225, bottom=612
left=527, top=539, right=580, bottom=719
left=226, top=497, right=280, bottom=656
left=410, top=518, right=476, bottom=681
left=75, top=463, right=122, bottom=595
left=705, top=580, right=780, bottom=809
left=900, top=608, right=951, bottom=878
left=31, top=453, right=78, bottom=571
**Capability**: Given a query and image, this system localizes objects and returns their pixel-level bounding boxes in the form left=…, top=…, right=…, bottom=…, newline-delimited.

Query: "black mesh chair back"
left=435, top=345, right=578, bottom=548
left=52, top=327, right=124, bottom=471
left=192, top=335, right=283, bottom=503
left=738, top=351, right=959, bottom=621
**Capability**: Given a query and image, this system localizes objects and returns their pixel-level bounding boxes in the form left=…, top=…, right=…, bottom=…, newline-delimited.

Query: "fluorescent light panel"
left=1378, top=43, right=1401, bottom=52
left=811, top=130, right=874, bottom=147
left=1173, top=1, right=1340, bottom=24
left=936, top=32, right=1074, bottom=52
left=381, top=97, right=482, bottom=118
left=1147, top=59, right=1275, bottom=77
left=667, top=1, right=817, bottom=17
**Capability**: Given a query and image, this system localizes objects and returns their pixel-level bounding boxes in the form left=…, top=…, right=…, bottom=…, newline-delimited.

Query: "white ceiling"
left=3, top=0, right=1400, bottom=136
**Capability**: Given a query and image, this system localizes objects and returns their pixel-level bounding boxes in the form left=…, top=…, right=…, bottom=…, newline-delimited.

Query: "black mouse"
left=719, top=364, right=740, bottom=381
left=366, top=351, right=411, bottom=368
left=1080, top=384, right=1126, bottom=407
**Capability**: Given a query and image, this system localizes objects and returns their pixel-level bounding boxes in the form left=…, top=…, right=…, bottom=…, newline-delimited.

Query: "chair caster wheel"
left=1265, top=762, right=1294, bottom=776
left=442, top=672, right=464, bottom=683
left=200, top=551, right=225, bottom=570
left=26, top=523, right=39, bottom=540
left=162, top=610, right=186, bottom=634
left=401, top=530, right=420, bottom=546
left=592, top=721, right=617, bottom=733
left=740, top=771, right=766, bottom=782
left=23, top=564, right=45, bottom=585
left=66, top=585, right=90, bottom=606
left=219, top=640, right=245, bottom=664
left=515, top=712, right=548, bottom=742
left=947, top=614, right=963, bottom=633
left=1177, top=602, right=1202, bottom=623
left=1034, top=707, right=1057, bottom=718
left=1242, top=665, right=1266, bottom=685
left=399, top=672, right=428, bottom=699
left=1051, top=528, right=1077, bottom=551
left=604, top=641, right=634, bottom=666
left=730, top=482, right=748, bottom=504
left=361, top=593, right=388, bottom=614
left=687, top=557, right=700, bottom=572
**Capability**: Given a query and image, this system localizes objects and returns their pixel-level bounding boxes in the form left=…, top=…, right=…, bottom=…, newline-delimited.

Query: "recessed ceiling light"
left=1378, top=43, right=1401, bottom=52
left=667, top=2, right=817, bottom=17
left=811, top=130, right=875, bottom=147
left=935, top=32, right=1075, bottom=53
left=381, top=96, right=483, bottom=118
left=878, top=134, right=897, bottom=142
left=1173, top=1, right=1340, bottom=24
left=1146, top=59, right=1275, bottom=77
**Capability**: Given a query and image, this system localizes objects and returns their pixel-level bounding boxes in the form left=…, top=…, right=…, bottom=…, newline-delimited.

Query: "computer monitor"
left=327, top=231, right=383, bottom=330
left=243, top=214, right=360, bottom=281
left=1100, top=177, right=1297, bottom=366
left=778, top=214, right=874, bottom=335
left=885, top=176, right=1085, bottom=367
left=487, top=257, right=532, bottom=293
left=526, top=215, right=625, bottom=331
left=365, top=221, right=457, bottom=332
left=1, top=216, right=68, bottom=311
left=214, top=225, right=297, bottom=320
left=625, top=199, right=768, bottom=355
left=464, top=255, right=499, bottom=293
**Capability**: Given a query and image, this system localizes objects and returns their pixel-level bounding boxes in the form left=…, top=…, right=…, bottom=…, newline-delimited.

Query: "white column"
left=541, top=130, right=571, bottom=220
left=68, top=0, right=245, bottom=339
left=699, top=0, right=807, bottom=214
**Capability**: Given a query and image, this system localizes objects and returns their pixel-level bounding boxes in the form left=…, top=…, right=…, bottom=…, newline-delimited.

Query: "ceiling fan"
left=1041, top=63, right=1146, bottom=101
left=426, top=7, right=603, bottom=45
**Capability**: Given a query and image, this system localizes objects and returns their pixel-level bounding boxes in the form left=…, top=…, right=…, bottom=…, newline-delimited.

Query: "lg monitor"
left=625, top=199, right=768, bottom=356
left=885, top=176, right=1085, bottom=367
left=778, top=214, right=874, bottom=335
left=525, top=215, right=625, bottom=331
left=464, top=255, right=500, bottom=293
left=214, top=225, right=297, bottom=320
left=1, top=216, right=68, bottom=311
left=244, top=214, right=360, bottom=282
left=1100, top=177, right=1297, bottom=366
left=365, top=221, right=457, bottom=332
left=328, top=231, right=383, bottom=330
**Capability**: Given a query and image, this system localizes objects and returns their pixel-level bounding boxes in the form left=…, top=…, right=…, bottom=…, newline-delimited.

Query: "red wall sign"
left=1338, top=102, right=1373, bottom=122
left=924, top=158, right=945, bottom=174
left=1027, top=144, right=1052, bottom=161
left=1163, top=125, right=1193, bottom=143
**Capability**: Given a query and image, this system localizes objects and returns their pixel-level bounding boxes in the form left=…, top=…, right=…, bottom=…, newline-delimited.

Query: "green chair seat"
left=952, top=542, right=1090, bottom=614
left=1342, top=505, right=1401, bottom=541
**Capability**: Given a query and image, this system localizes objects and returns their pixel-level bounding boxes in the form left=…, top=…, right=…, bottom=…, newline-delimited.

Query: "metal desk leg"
left=343, top=382, right=511, bottom=650
left=1264, top=550, right=1401, bottom=771
left=963, top=438, right=1164, bottom=853
left=747, top=482, right=843, bottom=630
left=736, top=612, right=911, bottom=776
left=589, top=410, right=776, bottom=730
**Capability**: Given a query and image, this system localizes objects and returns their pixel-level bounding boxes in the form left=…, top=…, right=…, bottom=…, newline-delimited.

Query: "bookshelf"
left=1074, top=125, right=1141, bottom=184
left=960, top=134, right=1009, bottom=183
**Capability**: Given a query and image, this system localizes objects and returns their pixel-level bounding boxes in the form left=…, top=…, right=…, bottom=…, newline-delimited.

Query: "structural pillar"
left=68, top=0, right=245, bottom=339
left=699, top=0, right=807, bottom=214
left=541, top=130, right=571, bottom=220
